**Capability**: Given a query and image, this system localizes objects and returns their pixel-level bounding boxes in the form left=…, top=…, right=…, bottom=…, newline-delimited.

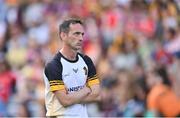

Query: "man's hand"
left=84, top=85, right=92, bottom=95
left=81, top=84, right=101, bottom=103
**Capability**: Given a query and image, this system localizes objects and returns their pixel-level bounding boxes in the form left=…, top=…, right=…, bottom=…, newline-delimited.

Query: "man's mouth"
left=77, top=43, right=82, bottom=46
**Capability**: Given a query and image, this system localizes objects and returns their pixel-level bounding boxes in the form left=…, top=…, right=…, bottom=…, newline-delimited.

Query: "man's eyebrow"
left=74, top=32, right=84, bottom=35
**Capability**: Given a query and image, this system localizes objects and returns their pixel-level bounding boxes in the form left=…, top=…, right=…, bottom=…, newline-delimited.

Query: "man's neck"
left=60, top=47, right=77, bottom=61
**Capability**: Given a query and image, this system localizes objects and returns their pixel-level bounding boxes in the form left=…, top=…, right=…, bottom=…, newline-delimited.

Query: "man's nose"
left=79, top=34, right=83, bottom=41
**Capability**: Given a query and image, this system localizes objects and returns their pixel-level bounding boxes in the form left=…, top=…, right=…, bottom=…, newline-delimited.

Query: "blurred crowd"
left=0, top=0, right=180, bottom=117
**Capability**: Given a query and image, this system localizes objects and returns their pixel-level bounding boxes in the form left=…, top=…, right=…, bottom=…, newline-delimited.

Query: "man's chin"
left=73, top=47, right=81, bottom=51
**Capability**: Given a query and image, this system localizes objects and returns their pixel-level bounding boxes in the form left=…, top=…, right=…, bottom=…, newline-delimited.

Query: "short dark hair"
left=59, top=19, right=83, bottom=33
left=154, top=66, right=171, bottom=86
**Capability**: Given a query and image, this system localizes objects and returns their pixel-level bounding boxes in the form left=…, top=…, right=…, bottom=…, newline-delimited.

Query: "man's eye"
left=75, top=32, right=80, bottom=35
left=74, top=32, right=84, bottom=36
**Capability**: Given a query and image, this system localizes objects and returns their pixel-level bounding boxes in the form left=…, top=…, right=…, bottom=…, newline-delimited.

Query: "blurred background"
left=0, top=0, right=180, bottom=117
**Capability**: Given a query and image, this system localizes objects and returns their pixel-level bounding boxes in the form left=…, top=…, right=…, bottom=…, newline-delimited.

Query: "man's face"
left=65, top=23, right=84, bottom=51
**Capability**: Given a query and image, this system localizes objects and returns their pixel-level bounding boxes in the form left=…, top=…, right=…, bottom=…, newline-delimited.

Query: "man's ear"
left=60, top=32, right=66, bottom=40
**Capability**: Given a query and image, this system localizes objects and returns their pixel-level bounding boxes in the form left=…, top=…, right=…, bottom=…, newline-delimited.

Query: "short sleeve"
left=83, top=55, right=100, bottom=87
left=44, top=60, right=65, bottom=92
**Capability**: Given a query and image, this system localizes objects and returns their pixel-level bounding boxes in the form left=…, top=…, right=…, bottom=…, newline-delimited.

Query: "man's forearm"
left=65, top=88, right=91, bottom=105
left=54, top=86, right=91, bottom=107
left=81, top=93, right=101, bottom=103
left=81, top=84, right=101, bottom=103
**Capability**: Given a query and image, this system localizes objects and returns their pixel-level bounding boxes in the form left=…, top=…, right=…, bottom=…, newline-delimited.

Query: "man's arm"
left=53, top=86, right=91, bottom=107
left=81, top=84, right=101, bottom=103
left=81, top=54, right=101, bottom=103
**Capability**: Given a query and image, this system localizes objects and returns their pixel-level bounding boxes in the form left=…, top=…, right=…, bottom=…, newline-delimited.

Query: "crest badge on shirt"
left=83, top=66, right=88, bottom=75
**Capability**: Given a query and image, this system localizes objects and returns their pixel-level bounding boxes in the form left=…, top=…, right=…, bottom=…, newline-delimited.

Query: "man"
left=43, top=19, right=101, bottom=117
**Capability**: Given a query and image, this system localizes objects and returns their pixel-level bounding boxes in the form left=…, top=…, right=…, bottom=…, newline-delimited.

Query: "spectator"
left=0, top=55, right=16, bottom=116
left=146, top=66, right=180, bottom=117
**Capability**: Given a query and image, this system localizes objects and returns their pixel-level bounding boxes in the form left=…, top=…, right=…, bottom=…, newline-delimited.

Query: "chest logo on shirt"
left=64, top=73, right=70, bottom=77
left=83, top=66, right=88, bottom=75
left=73, top=68, right=78, bottom=73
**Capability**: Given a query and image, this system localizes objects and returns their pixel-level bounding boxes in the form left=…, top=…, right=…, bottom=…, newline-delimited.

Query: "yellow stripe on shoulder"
left=50, top=81, right=64, bottom=84
left=49, top=83, right=64, bottom=86
left=49, top=80, right=64, bottom=84
left=49, top=80, right=62, bottom=82
left=50, top=85, right=65, bottom=92
left=88, top=74, right=98, bottom=80
left=87, top=78, right=100, bottom=87
left=88, top=76, right=98, bottom=81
